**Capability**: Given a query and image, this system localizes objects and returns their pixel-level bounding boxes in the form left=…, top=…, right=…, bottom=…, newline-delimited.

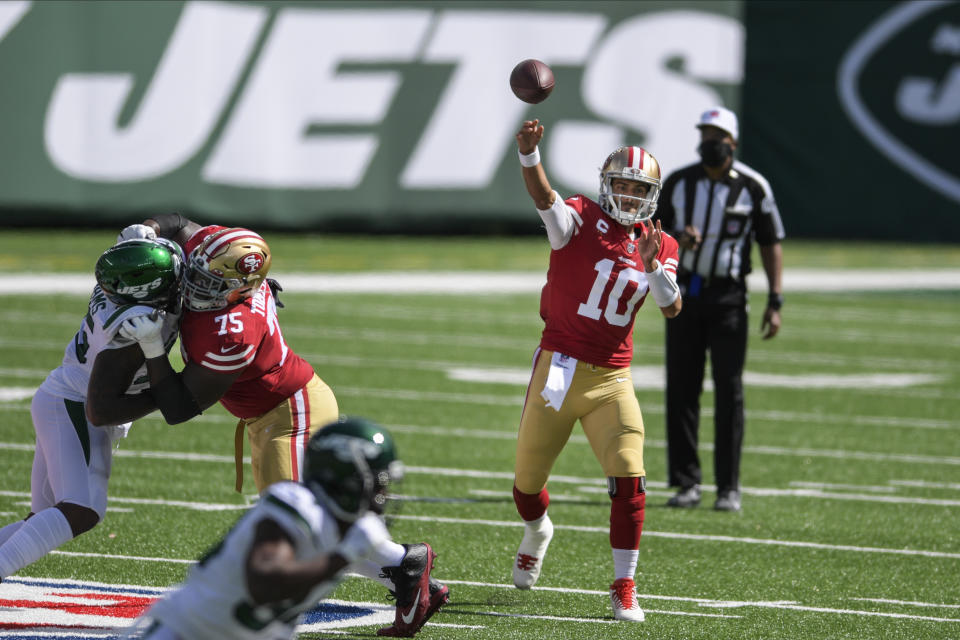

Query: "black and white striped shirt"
left=655, top=160, right=785, bottom=282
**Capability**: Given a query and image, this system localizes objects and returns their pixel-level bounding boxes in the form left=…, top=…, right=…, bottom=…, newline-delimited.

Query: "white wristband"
left=139, top=339, right=166, bottom=360
left=645, top=262, right=680, bottom=308
left=518, top=146, right=541, bottom=168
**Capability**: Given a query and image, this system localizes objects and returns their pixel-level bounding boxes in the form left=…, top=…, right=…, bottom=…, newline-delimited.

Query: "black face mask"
left=698, top=139, right=733, bottom=168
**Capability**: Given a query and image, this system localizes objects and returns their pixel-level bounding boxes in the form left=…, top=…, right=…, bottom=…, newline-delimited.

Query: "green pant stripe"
left=63, top=399, right=91, bottom=466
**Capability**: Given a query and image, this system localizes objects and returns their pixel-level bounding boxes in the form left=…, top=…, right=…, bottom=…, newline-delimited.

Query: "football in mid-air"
left=510, top=59, right=555, bottom=104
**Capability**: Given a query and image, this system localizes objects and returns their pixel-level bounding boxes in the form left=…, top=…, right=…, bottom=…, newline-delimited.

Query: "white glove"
left=335, top=512, right=390, bottom=563
left=119, top=313, right=166, bottom=359
left=116, top=224, right=157, bottom=244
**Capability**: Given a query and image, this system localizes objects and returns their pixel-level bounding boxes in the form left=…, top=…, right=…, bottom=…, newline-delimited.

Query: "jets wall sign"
left=838, top=0, right=960, bottom=205
left=0, top=0, right=742, bottom=225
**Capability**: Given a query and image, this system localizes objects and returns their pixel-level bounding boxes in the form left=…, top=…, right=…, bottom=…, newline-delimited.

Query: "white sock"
left=352, top=559, right=396, bottom=589
left=612, top=548, right=639, bottom=581
left=525, top=512, right=551, bottom=530
left=0, top=508, right=74, bottom=578
left=0, top=520, right=25, bottom=547
left=350, top=540, right=411, bottom=591
left=368, top=539, right=407, bottom=569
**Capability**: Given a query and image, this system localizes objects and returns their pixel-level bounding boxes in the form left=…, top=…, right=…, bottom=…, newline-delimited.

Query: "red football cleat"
left=377, top=543, right=449, bottom=637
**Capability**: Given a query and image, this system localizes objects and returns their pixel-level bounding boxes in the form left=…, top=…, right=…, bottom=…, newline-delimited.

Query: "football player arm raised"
left=517, top=119, right=554, bottom=210
left=143, top=212, right=204, bottom=248
left=85, top=345, right=159, bottom=426
left=517, top=119, right=583, bottom=251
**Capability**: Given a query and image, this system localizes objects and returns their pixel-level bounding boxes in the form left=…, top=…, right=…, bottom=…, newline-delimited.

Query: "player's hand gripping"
left=116, top=224, right=157, bottom=245
left=335, top=512, right=390, bottom=564
left=120, top=313, right=166, bottom=359
left=636, top=219, right=664, bottom=272
left=516, top=119, right=544, bottom=155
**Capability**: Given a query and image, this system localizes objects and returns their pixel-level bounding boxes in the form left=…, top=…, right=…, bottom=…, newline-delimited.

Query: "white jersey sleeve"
left=40, top=286, right=180, bottom=403
left=537, top=190, right=583, bottom=250
left=146, top=482, right=342, bottom=640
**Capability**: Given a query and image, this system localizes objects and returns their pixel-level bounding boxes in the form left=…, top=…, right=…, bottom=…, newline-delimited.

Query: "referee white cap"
left=696, top=106, right=739, bottom=141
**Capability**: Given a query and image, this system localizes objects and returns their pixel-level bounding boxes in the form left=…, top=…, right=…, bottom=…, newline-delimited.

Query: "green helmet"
left=95, top=238, right=184, bottom=311
left=305, top=416, right=404, bottom=522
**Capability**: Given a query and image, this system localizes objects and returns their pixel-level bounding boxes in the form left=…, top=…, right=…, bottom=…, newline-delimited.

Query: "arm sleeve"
left=537, top=191, right=583, bottom=250
left=149, top=213, right=191, bottom=238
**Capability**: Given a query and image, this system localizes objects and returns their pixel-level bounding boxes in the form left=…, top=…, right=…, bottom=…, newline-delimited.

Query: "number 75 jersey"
left=538, top=195, right=679, bottom=369
left=179, top=280, right=315, bottom=419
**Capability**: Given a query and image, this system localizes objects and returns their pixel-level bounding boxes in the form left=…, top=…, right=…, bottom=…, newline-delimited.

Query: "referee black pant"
left=665, top=296, right=747, bottom=494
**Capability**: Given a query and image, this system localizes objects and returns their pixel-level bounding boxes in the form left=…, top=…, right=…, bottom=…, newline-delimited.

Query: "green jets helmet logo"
left=116, top=276, right=165, bottom=299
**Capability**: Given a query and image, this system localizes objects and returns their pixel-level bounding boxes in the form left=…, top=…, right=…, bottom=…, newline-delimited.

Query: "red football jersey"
left=539, top=195, right=679, bottom=368
left=179, top=227, right=315, bottom=418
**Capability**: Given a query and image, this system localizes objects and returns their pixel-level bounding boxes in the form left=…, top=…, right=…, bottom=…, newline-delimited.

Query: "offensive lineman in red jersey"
left=511, top=119, right=682, bottom=622
left=117, top=217, right=448, bottom=637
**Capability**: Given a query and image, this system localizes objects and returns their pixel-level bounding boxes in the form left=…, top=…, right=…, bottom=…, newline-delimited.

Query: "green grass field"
left=0, top=231, right=958, bottom=639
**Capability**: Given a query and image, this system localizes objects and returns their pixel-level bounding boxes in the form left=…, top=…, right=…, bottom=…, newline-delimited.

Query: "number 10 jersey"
left=538, top=195, right=679, bottom=369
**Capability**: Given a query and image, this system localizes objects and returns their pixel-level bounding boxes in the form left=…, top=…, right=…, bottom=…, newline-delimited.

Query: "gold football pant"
left=514, top=349, right=645, bottom=494
left=234, top=374, right=339, bottom=493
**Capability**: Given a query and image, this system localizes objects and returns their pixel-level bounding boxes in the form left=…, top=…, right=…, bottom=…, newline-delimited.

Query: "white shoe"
left=512, top=514, right=553, bottom=589
left=610, top=577, right=645, bottom=622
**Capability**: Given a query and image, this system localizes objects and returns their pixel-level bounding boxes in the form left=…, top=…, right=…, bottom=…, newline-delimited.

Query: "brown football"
left=510, top=59, right=555, bottom=104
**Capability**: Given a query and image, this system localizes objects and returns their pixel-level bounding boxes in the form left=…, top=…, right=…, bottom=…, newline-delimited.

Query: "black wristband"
left=767, top=292, right=784, bottom=311
left=149, top=212, right=189, bottom=238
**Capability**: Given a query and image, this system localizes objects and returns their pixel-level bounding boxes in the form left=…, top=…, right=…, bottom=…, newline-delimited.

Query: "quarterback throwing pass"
left=510, top=119, right=681, bottom=622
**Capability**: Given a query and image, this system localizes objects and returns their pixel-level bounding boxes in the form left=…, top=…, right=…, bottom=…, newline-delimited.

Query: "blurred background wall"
left=0, top=0, right=955, bottom=239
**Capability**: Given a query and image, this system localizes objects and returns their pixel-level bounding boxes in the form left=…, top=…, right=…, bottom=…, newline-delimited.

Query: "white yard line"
left=1, top=424, right=958, bottom=469
left=469, top=485, right=960, bottom=508
left=4, top=567, right=955, bottom=626
left=444, top=579, right=960, bottom=623
left=391, top=514, right=960, bottom=559
left=1, top=483, right=957, bottom=557
left=892, top=479, right=960, bottom=490
left=851, top=597, right=960, bottom=609
left=2, top=270, right=959, bottom=295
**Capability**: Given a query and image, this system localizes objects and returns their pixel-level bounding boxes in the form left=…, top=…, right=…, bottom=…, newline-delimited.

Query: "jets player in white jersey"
left=0, top=236, right=183, bottom=582
left=124, top=417, right=413, bottom=640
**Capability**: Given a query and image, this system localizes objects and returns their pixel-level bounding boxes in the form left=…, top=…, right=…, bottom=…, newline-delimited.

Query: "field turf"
left=0, top=230, right=958, bottom=639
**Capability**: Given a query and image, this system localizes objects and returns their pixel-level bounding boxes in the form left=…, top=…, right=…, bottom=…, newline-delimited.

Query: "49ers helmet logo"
left=237, top=252, right=264, bottom=274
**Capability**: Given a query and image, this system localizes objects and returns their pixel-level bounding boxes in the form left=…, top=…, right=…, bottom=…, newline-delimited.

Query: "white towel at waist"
left=541, top=351, right=577, bottom=411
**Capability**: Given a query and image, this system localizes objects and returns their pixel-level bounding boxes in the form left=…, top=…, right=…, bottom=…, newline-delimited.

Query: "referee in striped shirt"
left=653, top=106, right=785, bottom=512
